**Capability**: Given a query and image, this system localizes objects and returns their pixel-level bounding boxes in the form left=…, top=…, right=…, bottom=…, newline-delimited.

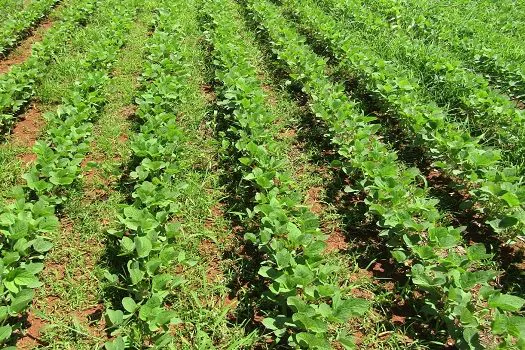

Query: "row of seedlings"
left=103, top=1, right=200, bottom=348
left=247, top=0, right=525, bottom=348
left=204, top=0, right=369, bottom=348
left=0, top=0, right=99, bottom=136
left=284, top=0, right=525, bottom=239
left=0, top=0, right=59, bottom=56
left=363, top=0, right=525, bottom=102
left=0, top=0, right=137, bottom=345
left=314, top=0, right=525, bottom=165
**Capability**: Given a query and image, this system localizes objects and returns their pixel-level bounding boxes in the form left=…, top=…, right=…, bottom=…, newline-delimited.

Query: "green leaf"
left=488, top=293, right=525, bottom=311
left=135, top=236, right=152, bottom=258
left=262, top=315, right=289, bottom=336
left=292, top=264, right=315, bottom=286
left=145, top=258, right=161, bottom=275
left=10, top=289, right=34, bottom=313
left=103, top=270, right=118, bottom=283
left=295, top=332, right=331, bottom=349
left=508, top=316, right=525, bottom=338
left=462, top=327, right=481, bottom=348
left=0, top=213, right=16, bottom=226
left=332, top=298, right=369, bottom=322
left=105, top=336, right=125, bottom=350
left=14, top=271, right=41, bottom=287
left=275, top=249, right=291, bottom=268
left=120, top=236, right=134, bottom=254
left=154, top=310, right=177, bottom=325
left=286, top=222, right=302, bottom=243
left=466, top=244, right=492, bottom=261
left=152, top=274, right=172, bottom=292
left=37, top=216, right=59, bottom=233
left=262, top=317, right=278, bottom=331
left=0, top=307, right=8, bottom=322
left=122, top=297, right=137, bottom=313
left=128, top=265, right=144, bottom=285
left=338, top=334, right=356, bottom=349
left=293, top=313, right=328, bottom=333
left=500, top=192, right=520, bottom=207
left=491, top=311, right=508, bottom=335
left=25, top=263, right=44, bottom=275
left=287, top=296, right=309, bottom=313
left=2, top=251, right=20, bottom=266
left=0, top=325, right=12, bottom=343
left=460, top=308, right=478, bottom=328
left=138, top=295, right=161, bottom=321
left=33, top=238, right=53, bottom=253
left=303, top=240, right=327, bottom=257
left=107, top=309, right=124, bottom=326
left=391, top=250, right=407, bottom=263
left=499, top=216, right=519, bottom=228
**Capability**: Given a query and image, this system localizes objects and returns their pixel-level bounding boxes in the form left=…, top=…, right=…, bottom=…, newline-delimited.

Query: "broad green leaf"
left=292, top=265, right=315, bottom=286
left=154, top=310, right=177, bottom=325
left=332, top=298, right=369, bottom=322
left=105, top=336, right=125, bottom=350
left=138, top=295, right=162, bottom=322
left=135, top=236, right=152, bottom=258
left=0, top=325, right=12, bottom=343
left=122, top=297, right=137, bottom=313
left=10, top=288, right=34, bottom=313
left=491, top=311, right=508, bottom=335
left=287, top=296, right=309, bottom=313
left=460, top=308, right=478, bottom=328
left=293, top=313, right=327, bottom=333
left=488, top=293, right=525, bottom=311
left=33, top=238, right=53, bottom=253
left=107, top=309, right=124, bottom=326
left=462, top=327, right=481, bottom=348
left=295, top=332, right=331, bottom=349
left=338, top=334, right=356, bottom=349
left=275, top=249, right=291, bottom=268
left=391, top=250, right=406, bottom=263
left=466, top=244, right=491, bottom=261
left=508, top=316, right=525, bottom=338
left=38, top=216, right=59, bottom=233
left=152, top=274, right=172, bottom=292
left=500, top=192, right=520, bottom=207
left=0, top=307, right=8, bottom=322
left=128, top=266, right=144, bottom=285
left=14, top=271, right=40, bottom=287
left=120, top=237, right=134, bottom=254
left=303, top=240, right=327, bottom=257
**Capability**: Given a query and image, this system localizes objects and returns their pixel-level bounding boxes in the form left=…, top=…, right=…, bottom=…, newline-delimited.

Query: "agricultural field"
left=0, top=0, right=524, bottom=348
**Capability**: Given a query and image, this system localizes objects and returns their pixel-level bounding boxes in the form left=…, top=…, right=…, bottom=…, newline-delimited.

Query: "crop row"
left=364, top=0, right=525, bottom=102
left=471, top=1, right=525, bottom=39
left=315, top=0, right=525, bottom=167
left=0, top=0, right=59, bottom=56
left=204, top=0, right=369, bottom=347
left=0, top=0, right=135, bottom=345
left=0, top=0, right=98, bottom=137
left=284, top=0, right=525, bottom=239
left=246, top=0, right=525, bottom=347
left=102, top=1, right=196, bottom=348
